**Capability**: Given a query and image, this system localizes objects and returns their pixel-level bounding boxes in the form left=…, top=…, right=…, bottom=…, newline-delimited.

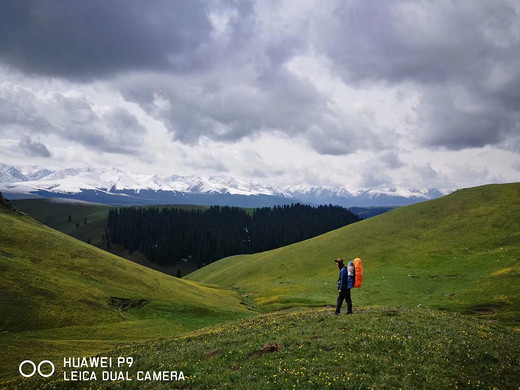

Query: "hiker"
left=334, top=258, right=353, bottom=315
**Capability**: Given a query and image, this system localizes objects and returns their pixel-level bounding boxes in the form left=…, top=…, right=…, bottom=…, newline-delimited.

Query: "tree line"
left=107, top=204, right=360, bottom=268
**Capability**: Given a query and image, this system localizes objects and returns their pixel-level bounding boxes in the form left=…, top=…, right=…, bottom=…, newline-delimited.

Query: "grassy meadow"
left=0, top=206, right=251, bottom=380
left=11, top=199, right=208, bottom=276
left=187, top=183, right=520, bottom=326
left=9, top=307, right=520, bottom=389
left=1, top=183, right=520, bottom=389
left=11, top=199, right=111, bottom=243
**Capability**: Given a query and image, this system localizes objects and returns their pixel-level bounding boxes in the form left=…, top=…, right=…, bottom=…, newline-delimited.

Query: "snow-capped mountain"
left=281, top=185, right=451, bottom=207
left=0, top=163, right=27, bottom=183
left=0, top=163, right=452, bottom=207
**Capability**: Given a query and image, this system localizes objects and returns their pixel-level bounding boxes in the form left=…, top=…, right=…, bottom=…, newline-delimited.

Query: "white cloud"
left=1, top=1, right=520, bottom=190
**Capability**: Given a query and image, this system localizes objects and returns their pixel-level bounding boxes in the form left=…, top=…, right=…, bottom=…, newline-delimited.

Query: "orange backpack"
left=353, top=258, right=363, bottom=288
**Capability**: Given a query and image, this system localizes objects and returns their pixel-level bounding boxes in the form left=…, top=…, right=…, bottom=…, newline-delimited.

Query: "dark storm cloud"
left=0, top=82, right=145, bottom=154
left=0, top=82, right=52, bottom=132
left=119, top=66, right=328, bottom=143
left=65, top=105, right=146, bottom=154
left=104, top=107, right=144, bottom=136
left=0, top=0, right=215, bottom=79
left=1, top=0, right=520, bottom=156
left=51, top=97, right=146, bottom=154
left=324, top=1, right=517, bottom=85
left=416, top=86, right=520, bottom=150
left=321, top=0, right=520, bottom=151
left=119, top=0, right=520, bottom=154
left=379, top=151, right=403, bottom=170
left=19, top=136, right=51, bottom=157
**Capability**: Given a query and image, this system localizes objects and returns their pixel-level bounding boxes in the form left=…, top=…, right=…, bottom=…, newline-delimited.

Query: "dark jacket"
left=337, top=266, right=355, bottom=290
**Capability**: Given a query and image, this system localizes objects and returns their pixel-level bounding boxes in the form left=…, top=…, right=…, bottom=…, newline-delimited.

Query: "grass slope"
left=187, top=183, right=520, bottom=326
left=11, top=198, right=111, bottom=242
left=10, top=307, right=520, bottom=389
left=11, top=199, right=208, bottom=276
left=0, top=206, right=251, bottom=380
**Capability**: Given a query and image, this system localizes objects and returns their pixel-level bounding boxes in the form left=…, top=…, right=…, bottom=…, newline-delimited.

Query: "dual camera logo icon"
left=19, top=360, right=55, bottom=378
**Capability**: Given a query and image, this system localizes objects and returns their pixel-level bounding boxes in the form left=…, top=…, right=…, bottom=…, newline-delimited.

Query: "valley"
left=1, top=183, right=519, bottom=388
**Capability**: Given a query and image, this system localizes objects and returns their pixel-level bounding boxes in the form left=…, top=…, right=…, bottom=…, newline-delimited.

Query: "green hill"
left=11, top=198, right=111, bottom=241
left=3, top=184, right=520, bottom=387
left=0, top=184, right=520, bottom=389
left=10, top=307, right=520, bottom=389
left=0, top=201, right=251, bottom=380
left=187, top=183, right=520, bottom=326
left=11, top=199, right=208, bottom=276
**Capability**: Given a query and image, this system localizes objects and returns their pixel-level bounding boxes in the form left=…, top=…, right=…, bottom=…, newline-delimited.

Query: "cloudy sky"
left=1, top=0, right=520, bottom=189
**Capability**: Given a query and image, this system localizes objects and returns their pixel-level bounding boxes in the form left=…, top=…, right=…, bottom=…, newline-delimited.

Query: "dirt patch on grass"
left=109, top=297, right=149, bottom=311
left=240, top=292, right=257, bottom=297
left=204, top=349, right=221, bottom=359
left=258, top=343, right=281, bottom=355
left=468, top=303, right=508, bottom=316
left=475, top=308, right=494, bottom=315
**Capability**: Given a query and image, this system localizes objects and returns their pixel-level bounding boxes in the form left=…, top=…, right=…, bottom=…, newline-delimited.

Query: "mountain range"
left=0, top=162, right=451, bottom=207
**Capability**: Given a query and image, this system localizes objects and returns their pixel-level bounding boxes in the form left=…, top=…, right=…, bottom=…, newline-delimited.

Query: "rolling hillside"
left=2, top=184, right=520, bottom=388
left=11, top=307, right=520, bottom=389
left=11, top=198, right=111, bottom=240
left=187, top=183, right=520, bottom=326
left=11, top=199, right=208, bottom=276
left=0, top=198, right=251, bottom=379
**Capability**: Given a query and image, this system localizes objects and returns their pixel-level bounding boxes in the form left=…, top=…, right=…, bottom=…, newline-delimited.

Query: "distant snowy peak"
left=22, top=168, right=134, bottom=193
left=282, top=185, right=451, bottom=199
left=0, top=163, right=27, bottom=183
left=0, top=162, right=453, bottom=206
left=283, top=185, right=356, bottom=197
left=207, top=176, right=278, bottom=195
left=27, top=169, right=54, bottom=181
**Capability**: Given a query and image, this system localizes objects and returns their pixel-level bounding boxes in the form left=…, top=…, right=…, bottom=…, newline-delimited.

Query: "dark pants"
left=335, top=289, right=352, bottom=314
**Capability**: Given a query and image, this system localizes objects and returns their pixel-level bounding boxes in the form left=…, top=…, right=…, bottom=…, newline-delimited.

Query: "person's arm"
left=338, top=268, right=346, bottom=292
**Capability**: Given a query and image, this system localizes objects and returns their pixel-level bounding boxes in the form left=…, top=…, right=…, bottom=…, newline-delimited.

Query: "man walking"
left=334, top=258, right=353, bottom=315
